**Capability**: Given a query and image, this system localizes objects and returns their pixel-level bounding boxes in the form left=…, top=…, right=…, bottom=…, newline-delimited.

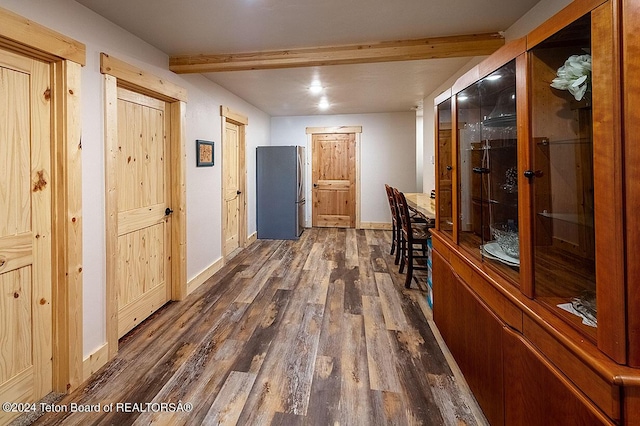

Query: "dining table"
left=404, top=193, right=436, bottom=221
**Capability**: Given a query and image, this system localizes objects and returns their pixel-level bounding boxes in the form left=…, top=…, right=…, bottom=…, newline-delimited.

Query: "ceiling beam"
left=169, top=32, right=504, bottom=74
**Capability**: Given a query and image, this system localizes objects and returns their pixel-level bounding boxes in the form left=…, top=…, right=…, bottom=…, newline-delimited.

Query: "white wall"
left=271, top=112, right=417, bottom=225
left=421, top=0, right=574, bottom=194
left=0, top=0, right=271, bottom=357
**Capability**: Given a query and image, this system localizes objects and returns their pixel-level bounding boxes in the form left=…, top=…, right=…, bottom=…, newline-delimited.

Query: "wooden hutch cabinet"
left=431, top=0, right=640, bottom=424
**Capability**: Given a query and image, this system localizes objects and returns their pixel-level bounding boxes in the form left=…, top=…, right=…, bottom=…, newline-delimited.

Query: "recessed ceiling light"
left=318, top=97, right=330, bottom=110
left=309, top=81, right=323, bottom=94
left=486, top=74, right=501, bottom=81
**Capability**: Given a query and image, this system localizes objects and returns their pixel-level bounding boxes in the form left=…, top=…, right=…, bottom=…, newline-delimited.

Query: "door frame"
left=220, top=106, right=248, bottom=260
left=0, top=7, right=85, bottom=393
left=306, top=126, right=362, bottom=229
left=102, top=53, right=187, bottom=359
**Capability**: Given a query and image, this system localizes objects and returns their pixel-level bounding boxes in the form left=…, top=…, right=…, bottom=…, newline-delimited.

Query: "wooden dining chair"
left=394, top=188, right=432, bottom=289
left=384, top=184, right=400, bottom=258
left=385, top=185, right=427, bottom=266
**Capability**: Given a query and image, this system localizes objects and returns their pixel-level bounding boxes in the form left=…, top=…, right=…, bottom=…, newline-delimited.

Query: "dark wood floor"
left=18, top=228, right=487, bottom=426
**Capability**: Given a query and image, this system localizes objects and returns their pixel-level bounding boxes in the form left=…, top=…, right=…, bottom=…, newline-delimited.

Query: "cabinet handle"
left=472, top=167, right=490, bottom=174
left=523, top=170, right=540, bottom=179
left=446, top=165, right=453, bottom=171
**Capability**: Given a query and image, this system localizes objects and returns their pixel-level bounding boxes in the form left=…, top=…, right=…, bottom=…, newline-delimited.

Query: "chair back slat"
left=384, top=184, right=398, bottom=224
left=393, top=189, right=412, bottom=239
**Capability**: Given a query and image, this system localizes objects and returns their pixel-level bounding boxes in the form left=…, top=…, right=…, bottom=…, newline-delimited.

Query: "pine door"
left=311, top=133, right=356, bottom=228
left=223, top=121, right=241, bottom=256
left=0, top=48, right=52, bottom=423
left=116, top=87, right=171, bottom=338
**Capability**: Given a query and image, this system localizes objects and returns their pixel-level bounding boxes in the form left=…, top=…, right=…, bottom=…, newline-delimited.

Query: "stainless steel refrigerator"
left=256, top=146, right=305, bottom=239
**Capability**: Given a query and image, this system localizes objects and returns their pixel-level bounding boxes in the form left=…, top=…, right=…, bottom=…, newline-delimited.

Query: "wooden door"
left=223, top=121, right=242, bottom=255
left=116, top=87, right=171, bottom=338
left=311, top=133, right=356, bottom=228
left=0, top=48, right=52, bottom=422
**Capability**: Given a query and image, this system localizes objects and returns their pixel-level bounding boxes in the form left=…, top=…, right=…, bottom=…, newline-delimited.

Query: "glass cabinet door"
left=457, top=60, right=519, bottom=283
left=529, top=14, right=596, bottom=338
left=436, top=98, right=453, bottom=237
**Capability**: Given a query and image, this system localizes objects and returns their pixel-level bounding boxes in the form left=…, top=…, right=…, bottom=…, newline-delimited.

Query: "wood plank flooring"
left=16, top=228, right=487, bottom=426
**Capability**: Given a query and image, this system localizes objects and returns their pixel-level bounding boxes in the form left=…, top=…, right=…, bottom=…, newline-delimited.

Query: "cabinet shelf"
left=537, top=211, right=594, bottom=227
left=465, top=145, right=517, bottom=151
left=536, top=137, right=592, bottom=146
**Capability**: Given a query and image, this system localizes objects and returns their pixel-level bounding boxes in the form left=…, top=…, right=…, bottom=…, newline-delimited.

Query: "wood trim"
left=100, top=53, right=187, bottom=102
left=104, top=74, right=119, bottom=359
left=434, top=98, right=443, bottom=232
left=527, top=0, right=608, bottom=49
left=169, top=33, right=504, bottom=73
left=623, top=0, right=640, bottom=369
left=51, top=59, right=84, bottom=394
left=220, top=105, right=248, bottom=125
left=170, top=101, right=188, bottom=301
left=434, top=89, right=452, bottom=106
left=0, top=6, right=86, bottom=65
left=187, top=258, right=224, bottom=295
left=453, top=38, right=526, bottom=95
left=239, top=124, right=247, bottom=247
left=355, top=133, right=362, bottom=229
left=359, top=222, right=392, bottom=230
left=477, top=37, right=526, bottom=80
left=516, top=53, right=533, bottom=299
left=82, top=344, right=109, bottom=383
left=220, top=106, right=248, bottom=259
left=452, top=65, right=480, bottom=95
left=591, top=0, right=626, bottom=365
left=102, top=59, right=188, bottom=360
left=450, top=96, right=459, bottom=244
left=246, top=231, right=258, bottom=245
left=306, top=126, right=362, bottom=134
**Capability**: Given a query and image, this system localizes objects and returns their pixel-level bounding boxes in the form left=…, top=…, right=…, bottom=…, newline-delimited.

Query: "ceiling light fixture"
left=486, top=74, right=502, bottom=81
left=318, top=97, right=330, bottom=110
left=309, top=81, right=323, bottom=94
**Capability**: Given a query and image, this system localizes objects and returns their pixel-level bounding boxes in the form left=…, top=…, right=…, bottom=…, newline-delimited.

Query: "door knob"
left=237, top=190, right=242, bottom=195
left=446, top=165, right=453, bottom=171
left=313, top=183, right=318, bottom=188
left=165, top=207, right=174, bottom=216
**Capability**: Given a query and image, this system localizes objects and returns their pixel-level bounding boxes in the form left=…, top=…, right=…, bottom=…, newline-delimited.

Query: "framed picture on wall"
left=196, top=140, right=214, bottom=167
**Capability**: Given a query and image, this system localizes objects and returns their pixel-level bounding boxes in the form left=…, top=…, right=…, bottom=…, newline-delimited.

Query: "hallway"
left=22, top=228, right=486, bottom=425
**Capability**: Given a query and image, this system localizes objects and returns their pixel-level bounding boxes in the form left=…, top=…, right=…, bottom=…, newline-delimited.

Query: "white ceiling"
left=75, top=0, right=540, bottom=116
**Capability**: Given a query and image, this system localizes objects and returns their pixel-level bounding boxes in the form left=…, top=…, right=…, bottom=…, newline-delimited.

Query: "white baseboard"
left=187, top=257, right=224, bottom=295
left=83, top=343, right=109, bottom=382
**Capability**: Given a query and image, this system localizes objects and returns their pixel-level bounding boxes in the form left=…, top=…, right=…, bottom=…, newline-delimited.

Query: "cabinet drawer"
left=523, top=316, right=621, bottom=421
left=504, top=326, right=614, bottom=425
